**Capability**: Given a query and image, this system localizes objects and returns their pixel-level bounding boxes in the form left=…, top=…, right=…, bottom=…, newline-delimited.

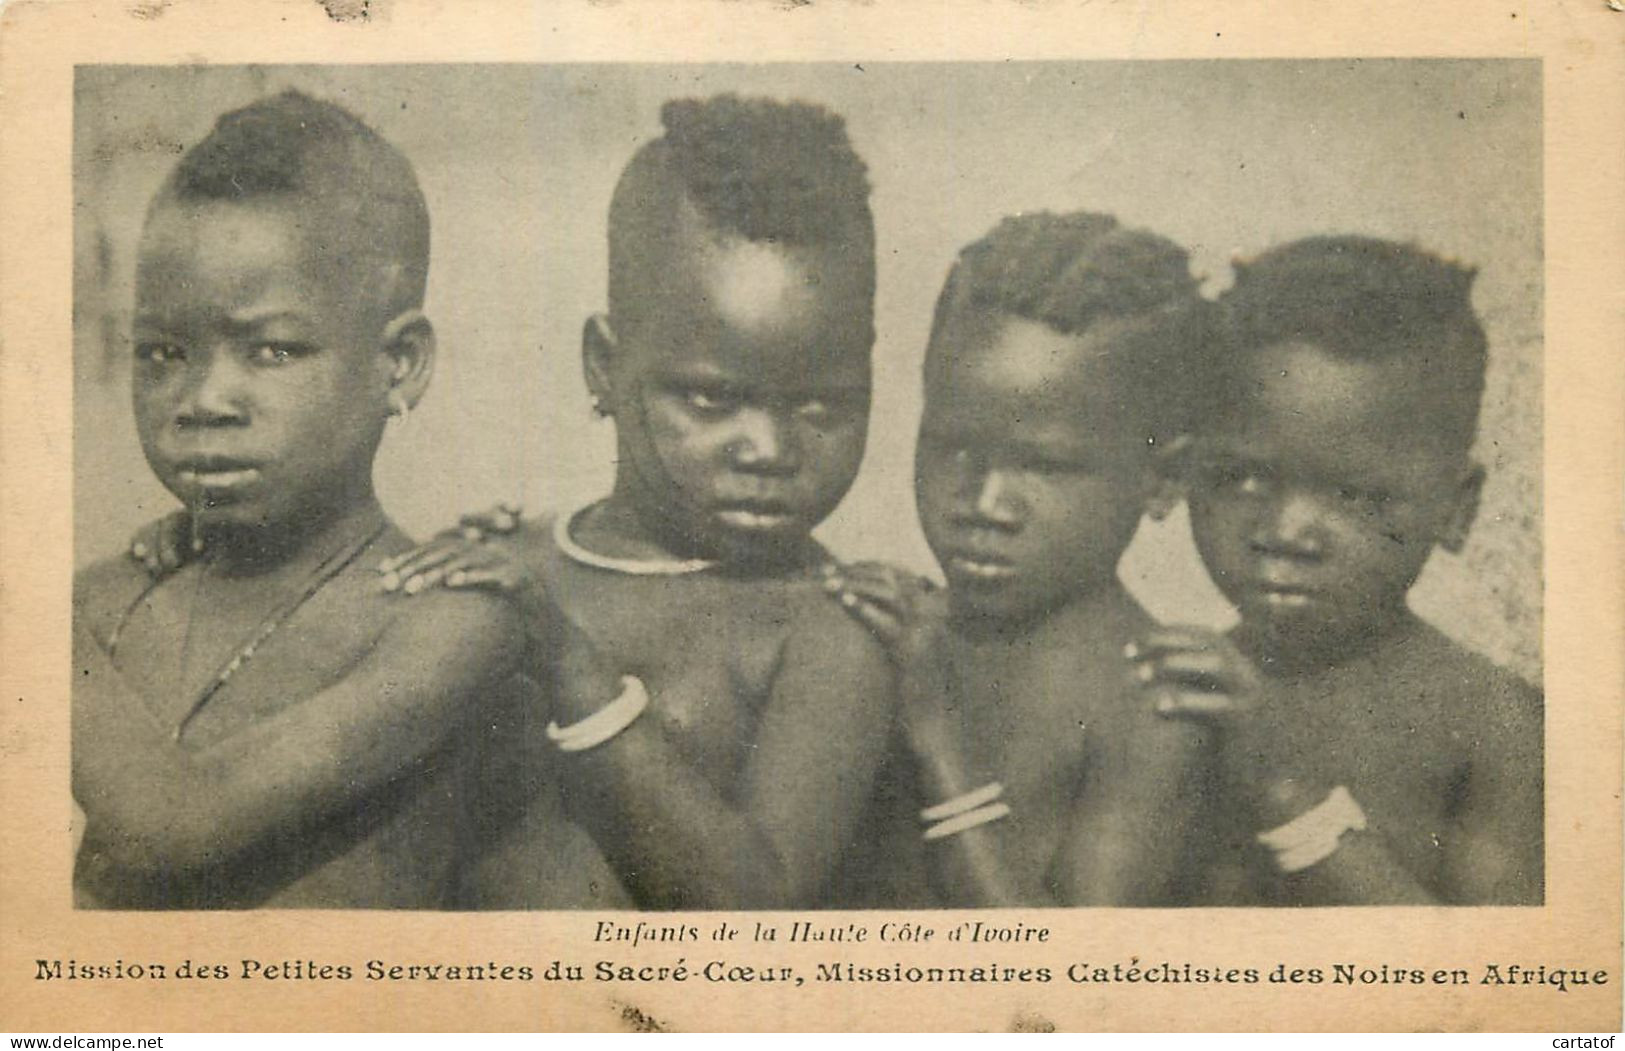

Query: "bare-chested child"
left=825, top=213, right=1215, bottom=906
left=71, top=91, right=524, bottom=908
left=379, top=95, right=894, bottom=909
left=1131, top=236, right=1542, bottom=905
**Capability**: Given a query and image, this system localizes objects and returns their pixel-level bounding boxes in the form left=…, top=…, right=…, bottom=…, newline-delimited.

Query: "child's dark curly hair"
left=157, top=89, right=430, bottom=312
left=608, top=94, right=874, bottom=329
left=929, top=211, right=1210, bottom=445
left=1218, top=235, right=1487, bottom=446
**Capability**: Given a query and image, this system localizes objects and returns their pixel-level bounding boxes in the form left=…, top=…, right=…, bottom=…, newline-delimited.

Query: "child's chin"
left=1241, top=614, right=1378, bottom=673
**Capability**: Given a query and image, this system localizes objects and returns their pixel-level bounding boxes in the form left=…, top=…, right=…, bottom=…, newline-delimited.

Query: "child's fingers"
left=1151, top=687, right=1247, bottom=720
left=379, top=536, right=474, bottom=590
left=128, top=529, right=161, bottom=575
left=826, top=560, right=927, bottom=596
left=824, top=573, right=909, bottom=622
left=838, top=594, right=905, bottom=647
left=1133, top=649, right=1235, bottom=691
left=459, top=503, right=523, bottom=536
left=441, top=565, right=523, bottom=592
left=850, top=593, right=905, bottom=640
left=1123, top=626, right=1226, bottom=661
left=160, top=512, right=196, bottom=570
left=129, top=514, right=187, bottom=576
left=832, top=561, right=916, bottom=600
left=437, top=547, right=522, bottom=588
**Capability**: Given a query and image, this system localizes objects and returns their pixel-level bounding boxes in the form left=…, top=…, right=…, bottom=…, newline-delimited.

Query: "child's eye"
left=1017, top=455, right=1092, bottom=477
left=1206, top=462, right=1268, bottom=495
left=134, top=341, right=185, bottom=365
left=793, top=396, right=861, bottom=428
left=1336, top=485, right=1393, bottom=508
left=247, top=342, right=312, bottom=367
left=682, top=388, right=741, bottom=417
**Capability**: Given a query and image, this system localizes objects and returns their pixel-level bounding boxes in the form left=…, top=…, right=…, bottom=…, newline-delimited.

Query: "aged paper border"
left=2, top=0, right=1620, bottom=1033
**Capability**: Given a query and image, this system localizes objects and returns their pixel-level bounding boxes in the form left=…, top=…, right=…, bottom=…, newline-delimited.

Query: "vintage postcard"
left=1, top=0, right=1620, bottom=1033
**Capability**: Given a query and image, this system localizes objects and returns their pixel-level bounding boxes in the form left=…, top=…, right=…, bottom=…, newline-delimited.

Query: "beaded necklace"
left=109, top=519, right=389, bottom=742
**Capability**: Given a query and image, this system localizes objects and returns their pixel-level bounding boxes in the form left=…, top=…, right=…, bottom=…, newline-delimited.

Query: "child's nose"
left=175, top=352, right=250, bottom=428
left=1251, top=489, right=1327, bottom=559
left=729, top=408, right=799, bottom=474
left=958, top=466, right=1022, bottom=528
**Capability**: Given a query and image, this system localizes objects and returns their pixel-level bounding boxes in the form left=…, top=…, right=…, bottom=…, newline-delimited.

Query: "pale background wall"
left=73, top=61, right=1542, bottom=680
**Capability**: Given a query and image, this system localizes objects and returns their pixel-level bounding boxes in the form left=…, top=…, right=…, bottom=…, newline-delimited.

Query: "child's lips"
left=944, top=551, right=1018, bottom=582
left=173, top=458, right=263, bottom=492
left=713, top=503, right=799, bottom=532
left=1250, top=580, right=1322, bottom=610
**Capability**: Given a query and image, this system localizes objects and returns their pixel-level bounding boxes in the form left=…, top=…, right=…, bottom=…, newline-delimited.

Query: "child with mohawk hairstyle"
left=385, top=95, right=895, bottom=909
left=1131, top=236, right=1542, bottom=905
left=73, top=90, right=525, bottom=908
left=827, top=212, right=1217, bottom=906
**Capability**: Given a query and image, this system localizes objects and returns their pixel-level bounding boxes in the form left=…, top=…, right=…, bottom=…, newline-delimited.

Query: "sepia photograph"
left=71, top=60, right=1542, bottom=912
left=3, top=0, right=1618, bottom=1034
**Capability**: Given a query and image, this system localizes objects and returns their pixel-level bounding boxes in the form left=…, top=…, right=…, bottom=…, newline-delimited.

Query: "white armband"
left=1256, top=785, right=1367, bottom=873
left=545, top=675, right=650, bottom=752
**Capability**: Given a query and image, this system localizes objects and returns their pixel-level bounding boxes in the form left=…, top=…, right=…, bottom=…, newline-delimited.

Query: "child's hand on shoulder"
left=1126, top=627, right=1327, bottom=827
left=821, top=561, right=955, bottom=741
left=126, top=510, right=196, bottom=578
left=378, top=502, right=547, bottom=622
left=820, top=561, right=947, bottom=672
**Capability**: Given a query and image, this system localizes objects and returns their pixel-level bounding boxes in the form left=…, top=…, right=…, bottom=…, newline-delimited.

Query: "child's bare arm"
left=72, top=589, right=523, bottom=888
left=1053, top=709, right=1212, bottom=906
left=1132, top=627, right=1439, bottom=905
left=551, top=599, right=895, bottom=910
left=824, top=563, right=1033, bottom=906
left=1440, top=683, right=1543, bottom=904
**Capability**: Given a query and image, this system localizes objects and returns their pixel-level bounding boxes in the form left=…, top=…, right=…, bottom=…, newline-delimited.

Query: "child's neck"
left=1237, top=604, right=1428, bottom=681
left=951, top=577, right=1142, bottom=644
left=195, top=495, right=388, bottom=580
left=579, top=491, right=822, bottom=577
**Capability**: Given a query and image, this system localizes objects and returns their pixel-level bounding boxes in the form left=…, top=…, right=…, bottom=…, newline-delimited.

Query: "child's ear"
left=1438, top=461, right=1486, bottom=554
left=1143, top=433, right=1191, bottom=522
left=381, top=309, right=436, bottom=412
left=582, top=313, right=619, bottom=415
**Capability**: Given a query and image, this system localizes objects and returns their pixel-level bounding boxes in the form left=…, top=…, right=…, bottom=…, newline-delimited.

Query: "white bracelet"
left=545, top=675, right=650, bottom=752
left=923, top=802, right=1011, bottom=841
left=1256, top=785, right=1367, bottom=873
left=920, top=782, right=1004, bottom=824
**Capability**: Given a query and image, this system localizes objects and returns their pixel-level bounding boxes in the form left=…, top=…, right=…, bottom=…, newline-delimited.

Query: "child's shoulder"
left=780, top=572, right=888, bottom=646
left=1407, top=622, right=1541, bottom=705
left=1401, top=623, right=1542, bottom=757
left=73, top=553, right=153, bottom=644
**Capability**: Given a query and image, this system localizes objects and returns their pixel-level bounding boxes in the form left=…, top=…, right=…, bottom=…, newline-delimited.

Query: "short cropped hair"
left=156, top=89, right=430, bottom=315
left=607, top=94, right=874, bottom=332
left=1218, top=235, right=1487, bottom=447
left=929, top=211, right=1209, bottom=444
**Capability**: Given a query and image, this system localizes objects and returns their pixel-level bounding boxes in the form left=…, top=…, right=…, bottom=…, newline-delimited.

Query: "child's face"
left=915, top=309, right=1153, bottom=625
left=132, top=198, right=394, bottom=534
left=1185, top=339, right=1482, bottom=667
left=604, top=227, right=873, bottom=565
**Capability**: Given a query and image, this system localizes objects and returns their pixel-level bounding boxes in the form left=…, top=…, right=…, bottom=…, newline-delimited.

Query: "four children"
left=76, top=88, right=1543, bottom=909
